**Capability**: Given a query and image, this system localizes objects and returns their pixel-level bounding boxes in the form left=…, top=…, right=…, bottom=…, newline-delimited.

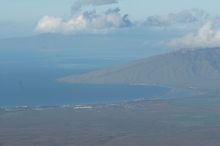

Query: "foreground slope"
left=1, top=96, right=220, bottom=146
left=60, top=48, right=220, bottom=89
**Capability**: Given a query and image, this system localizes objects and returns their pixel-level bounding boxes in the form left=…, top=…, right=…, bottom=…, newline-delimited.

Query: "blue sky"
left=120, top=0, right=220, bottom=19
left=1, top=0, right=220, bottom=38
left=1, top=0, right=220, bottom=20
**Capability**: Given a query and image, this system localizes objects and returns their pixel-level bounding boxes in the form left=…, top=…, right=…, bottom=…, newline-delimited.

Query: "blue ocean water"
left=0, top=58, right=169, bottom=106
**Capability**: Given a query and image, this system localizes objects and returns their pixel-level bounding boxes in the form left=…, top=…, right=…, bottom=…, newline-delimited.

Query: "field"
left=0, top=96, right=220, bottom=146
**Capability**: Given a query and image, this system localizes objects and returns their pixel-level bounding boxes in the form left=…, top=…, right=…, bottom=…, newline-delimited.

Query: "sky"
left=1, top=0, right=220, bottom=37
left=0, top=0, right=220, bottom=50
left=1, top=0, right=220, bottom=19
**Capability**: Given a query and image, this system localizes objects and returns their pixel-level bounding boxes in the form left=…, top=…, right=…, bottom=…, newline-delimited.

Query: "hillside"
left=59, top=48, right=220, bottom=89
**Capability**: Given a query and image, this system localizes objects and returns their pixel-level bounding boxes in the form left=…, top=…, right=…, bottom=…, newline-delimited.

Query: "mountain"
left=0, top=34, right=161, bottom=59
left=59, top=48, right=220, bottom=89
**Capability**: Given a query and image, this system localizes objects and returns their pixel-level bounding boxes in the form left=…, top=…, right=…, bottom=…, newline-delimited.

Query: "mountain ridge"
left=59, top=47, right=220, bottom=89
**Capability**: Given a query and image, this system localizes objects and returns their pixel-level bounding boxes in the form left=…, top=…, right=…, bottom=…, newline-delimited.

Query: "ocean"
left=0, top=57, right=168, bottom=106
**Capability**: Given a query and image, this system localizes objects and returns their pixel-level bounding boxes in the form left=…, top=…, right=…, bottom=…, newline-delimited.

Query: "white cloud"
left=143, top=9, right=209, bottom=28
left=168, top=21, right=220, bottom=49
left=71, top=0, right=118, bottom=15
left=81, top=0, right=118, bottom=6
left=36, top=8, right=216, bottom=37
left=35, top=16, right=62, bottom=33
left=36, top=8, right=131, bottom=34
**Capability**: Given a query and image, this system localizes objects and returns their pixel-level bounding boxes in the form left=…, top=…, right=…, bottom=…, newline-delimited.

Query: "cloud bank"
left=168, top=21, right=220, bottom=49
left=143, top=9, right=209, bottom=28
left=36, top=0, right=124, bottom=34
left=36, top=8, right=215, bottom=37
left=36, top=8, right=131, bottom=34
